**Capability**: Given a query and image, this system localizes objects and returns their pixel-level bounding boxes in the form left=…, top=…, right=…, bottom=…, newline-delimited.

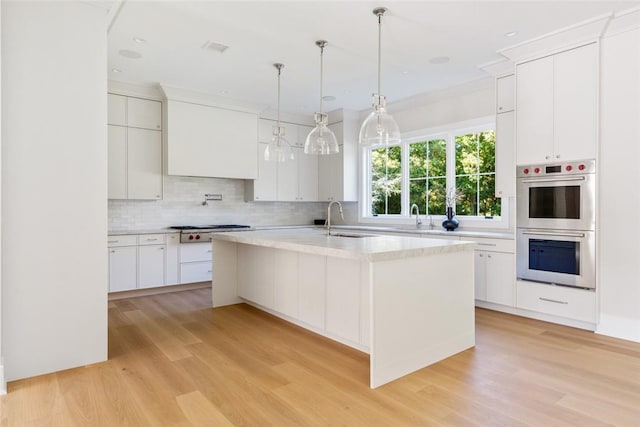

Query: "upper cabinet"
left=246, top=119, right=318, bottom=201
left=494, top=73, right=516, bottom=198
left=165, top=100, right=258, bottom=179
left=496, top=74, right=515, bottom=113
left=516, top=43, right=597, bottom=164
left=318, top=114, right=358, bottom=202
left=108, top=94, right=163, bottom=200
left=108, top=94, right=162, bottom=130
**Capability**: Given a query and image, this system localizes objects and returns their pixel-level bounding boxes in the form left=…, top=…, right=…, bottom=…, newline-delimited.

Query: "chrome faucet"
left=326, top=201, right=344, bottom=235
left=410, top=204, right=422, bottom=228
left=428, top=214, right=434, bottom=230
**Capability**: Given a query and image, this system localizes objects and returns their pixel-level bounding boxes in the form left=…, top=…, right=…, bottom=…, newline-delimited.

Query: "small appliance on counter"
left=169, top=224, right=253, bottom=243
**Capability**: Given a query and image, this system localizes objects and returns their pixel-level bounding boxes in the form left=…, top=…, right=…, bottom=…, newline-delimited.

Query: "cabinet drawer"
left=181, top=261, right=212, bottom=283
left=180, top=242, right=212, bottom=262
left=460, top=237, right=514, bottom=253
left=138, top=233, right=166, bottom=245
left=108, top=235, right=138, bottom=247
left=516, top=280, right=596, bottom=323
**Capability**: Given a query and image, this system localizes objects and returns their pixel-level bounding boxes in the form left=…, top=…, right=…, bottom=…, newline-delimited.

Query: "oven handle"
left=522, top=230, right=586, bottom=238
left=520, top=176, right=586, bottom=183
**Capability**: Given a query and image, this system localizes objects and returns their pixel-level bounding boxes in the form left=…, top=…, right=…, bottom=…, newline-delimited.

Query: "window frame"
left=359, top=116, right=510, bottom=230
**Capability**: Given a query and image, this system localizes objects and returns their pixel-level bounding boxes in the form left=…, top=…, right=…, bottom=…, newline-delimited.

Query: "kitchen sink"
left=330, top=233, right=376, bottom=238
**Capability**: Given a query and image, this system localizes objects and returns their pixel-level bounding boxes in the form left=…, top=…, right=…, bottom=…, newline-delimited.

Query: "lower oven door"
left=516, top=228, right=595, bottom=289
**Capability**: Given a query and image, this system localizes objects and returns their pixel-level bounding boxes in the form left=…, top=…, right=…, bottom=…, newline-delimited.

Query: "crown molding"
left=604, top=6, right=640, bottom=37
left=498, top=13, right=612, bottom=63
left=478, top=58, right=515, bottom=77
left=160, top=84, right=265, bottom=115
left=108, top=80, right=164, bottom=100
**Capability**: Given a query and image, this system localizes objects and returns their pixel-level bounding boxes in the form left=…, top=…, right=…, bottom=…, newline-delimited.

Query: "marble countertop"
left=211, top=228, right=475, bottom=262
left=108, top=229, right=179, bottom=236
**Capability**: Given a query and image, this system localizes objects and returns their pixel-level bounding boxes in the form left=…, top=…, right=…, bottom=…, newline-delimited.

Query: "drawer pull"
left=208, top=250, right=212, bottom=253
left=146, top=238, right=158, bottom=241
left=477, top=243, right=497, bottom=246
left=539, top=297, right=568, bottom=305
left=108, top=240, right=118, bottom=244
left=207, top=270, right=212, bottom=273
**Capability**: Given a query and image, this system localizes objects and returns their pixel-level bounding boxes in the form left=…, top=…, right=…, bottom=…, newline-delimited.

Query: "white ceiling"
left=108, top=1, right=639, bottom=116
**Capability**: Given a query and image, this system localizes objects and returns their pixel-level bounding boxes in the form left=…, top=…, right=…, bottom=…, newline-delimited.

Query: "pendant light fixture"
left=265, top=63, right=294, bottom=162
left=359, top=7, right=400, bottom=147
left=304, top=40, right=339, bottom=155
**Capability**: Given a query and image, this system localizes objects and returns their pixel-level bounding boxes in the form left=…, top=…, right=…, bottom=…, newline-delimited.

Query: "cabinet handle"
left=498, top=106, right=503, bottom=111
left=208, top=250, right=212, bottom=253
left=110, top=250, right=115, bottom=253
left=539, top=297, right=568, bottom=305
left=556, top=155, right=560, bottom=159
left=207, top=270, right=212, bottom=273
left=108, top=240, right=118, bottom=244
left=487, top=254, right=492, bottom=258
left=146, top=238, right=158, bottom=241
left=479, top=253, right=484, bottom=257
left=477, top=243, right=497, bottom=247
left=545, top=155, right=550, bottom=160
left=159, top=247, right=164, bottom=250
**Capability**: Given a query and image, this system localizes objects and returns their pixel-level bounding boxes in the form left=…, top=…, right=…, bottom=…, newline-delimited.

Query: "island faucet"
left=410, top=204, right=422, bottom=228
left=326, top=201, right=344, bottom=235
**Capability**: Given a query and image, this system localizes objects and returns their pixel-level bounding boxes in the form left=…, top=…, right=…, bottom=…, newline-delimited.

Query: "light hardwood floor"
left=2, top=287, right=639, bottom=426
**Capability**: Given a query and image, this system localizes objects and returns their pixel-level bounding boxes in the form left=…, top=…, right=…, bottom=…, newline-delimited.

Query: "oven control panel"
left=517, top=159, right=595, bottom=178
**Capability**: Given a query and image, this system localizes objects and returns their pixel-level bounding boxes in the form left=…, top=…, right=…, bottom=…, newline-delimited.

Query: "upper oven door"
left=517, top=173, right=595, bottom=231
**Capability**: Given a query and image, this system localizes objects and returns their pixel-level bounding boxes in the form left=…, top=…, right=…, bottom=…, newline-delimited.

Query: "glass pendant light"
left=359, top=7, right=401, bottom=147
left=304, top=40, right=339, bottom=155
left=265, top=63, right=294, bottom=162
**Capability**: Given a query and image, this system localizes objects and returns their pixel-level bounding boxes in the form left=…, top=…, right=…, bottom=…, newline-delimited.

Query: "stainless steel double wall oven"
left=516, top=160, right=596, bottom=289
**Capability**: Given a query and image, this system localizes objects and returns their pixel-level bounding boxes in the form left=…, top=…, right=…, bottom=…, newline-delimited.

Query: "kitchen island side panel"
left=370, top=250, right=475, bottom=388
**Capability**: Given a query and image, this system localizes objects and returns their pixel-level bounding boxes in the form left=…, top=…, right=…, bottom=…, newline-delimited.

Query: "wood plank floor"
left=2, top=287, right=640, bottom=426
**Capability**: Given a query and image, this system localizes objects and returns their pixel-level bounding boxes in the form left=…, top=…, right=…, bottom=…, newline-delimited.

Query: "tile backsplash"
left=108, top=175, right=358, bottom=231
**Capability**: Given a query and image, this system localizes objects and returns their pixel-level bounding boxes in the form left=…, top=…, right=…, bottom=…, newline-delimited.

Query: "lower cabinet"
left=108, top=246, right=137, bottom=292
left=108, top=233, right=180, bottom=292
left=179, top=242, right=213, bottom=284
left=516, top=280, right=596, bottom=323
left=237, top=246, right=364, bottom=347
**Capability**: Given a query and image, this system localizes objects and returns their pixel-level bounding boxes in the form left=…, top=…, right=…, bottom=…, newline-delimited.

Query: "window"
left=364, top=123, right=501, bottom=220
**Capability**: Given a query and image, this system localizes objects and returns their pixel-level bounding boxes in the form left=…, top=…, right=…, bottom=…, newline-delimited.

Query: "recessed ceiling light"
left=111, top=68, right=122, bottom=73
left=402, top=71, right=409, bottom=75
left=322, top=95, right=336, bottom=102
left=429, top=56, right=450, bottom=65
left=220, top=90, right=228, bottom=95
left=133, top=37, right=146, bottom=43
left=119, top=49, right=142, bottom=59
left=505, top=31, right=517, bottom=37
left=201, top=40, right=229, bottom=53
left=343, top=89, right=352, bottom=94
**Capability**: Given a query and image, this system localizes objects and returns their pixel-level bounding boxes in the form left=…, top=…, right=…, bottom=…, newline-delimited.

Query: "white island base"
left=211, top=229, right=476, bottom=388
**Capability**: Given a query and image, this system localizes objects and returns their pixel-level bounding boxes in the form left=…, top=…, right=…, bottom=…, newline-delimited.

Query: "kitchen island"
left=211, top=228, right=476, bottom=388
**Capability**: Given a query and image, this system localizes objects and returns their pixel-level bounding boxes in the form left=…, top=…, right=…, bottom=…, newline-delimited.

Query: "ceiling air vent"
left=201, top=41, right=229, bottom=53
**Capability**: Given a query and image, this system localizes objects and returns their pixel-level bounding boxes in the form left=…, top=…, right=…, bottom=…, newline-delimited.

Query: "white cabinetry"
left=297, top=253, right=326, bottom=329
left=138, top=234, right=166, bottom=289
left=108, top=94, right=163, bottom=200
left=495, top=73, right=516, bottom=198
left=237, top=245, right=275, bottom=308
left=318, top=120, right=358, bottom=202
left=246, top=120, right=318, bottom=201
left=516, top=43, right=597, bottom=164
left=165, top=100, right=258, bottom=179
left=165, top=233, right=180, bottom=285
left=179, top=242, right=213, bottom=284
left=461, top=237, right=515, bottom=307
left=108, top=236, right=138, bottom=292
left=325, top=257, right=360, bottom=343
left=516, top=280, right=596, bottom=323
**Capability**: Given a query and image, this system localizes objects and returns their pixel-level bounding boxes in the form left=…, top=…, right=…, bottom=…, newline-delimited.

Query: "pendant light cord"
left=319, top=43, right=324, bottom=114
left=377, top=12, right=382, bottom=97
left=277, top=66, right=281, bottom=129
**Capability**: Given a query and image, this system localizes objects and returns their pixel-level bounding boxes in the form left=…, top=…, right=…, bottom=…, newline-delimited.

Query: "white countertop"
left=108, top=229, right=179, bottom=236
left=211, top=228, right=475, bottom=262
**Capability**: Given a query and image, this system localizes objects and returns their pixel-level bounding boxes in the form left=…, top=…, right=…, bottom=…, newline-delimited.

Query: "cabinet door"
left=109, top=246, right=137, bottom=292
left=273, top=250, right=298, bottom=318
left=166, top=234, right=180, bottom=285
left=326, top=257, right=360, bottom=343
left=180, top=242, right=212, bottom=263
left=516, top=56, right=554, bottom=164
left=485, top=252, right=515, bottom=306
left=496, top=74, right=515, bottom=113
left=298, top=253, right=325, bottom=329
left=108, top=94, right=127, bottom=126
left=474, top=251, right=487, bottom=301
left=127, top=97, right=162, bottom=130
left=495, top=111, right=515, bottom=198
left=180, top=262, right=212, bottom=284
left=297, top=124, right=313, bottom=148
left=251, top=143, right=277, bottom=201
left=237, top=245, right=274, bottom=308
left=276, top=151, right=298, bottom=201
left=297, top=148, right=318, bottom=201
left=317, top=148, right=342, bottom=201
left=127, top=128, right=162, bottom=200
left=258, top=119, right=275, bottom=143
left=554, top=43, right=597, bottom=161
left=108, top=125, right=127, bottom=199
left=139, top=245, right=166, bottom=288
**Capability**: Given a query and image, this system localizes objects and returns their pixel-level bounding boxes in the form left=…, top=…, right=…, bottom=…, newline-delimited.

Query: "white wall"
left=597, top=25, right=640, bottom=342
left=1, top=1, right=108, bottom=381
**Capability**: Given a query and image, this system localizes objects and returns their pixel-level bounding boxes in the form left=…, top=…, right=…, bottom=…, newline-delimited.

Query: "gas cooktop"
left=169, top=225, right=251, bottom=231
